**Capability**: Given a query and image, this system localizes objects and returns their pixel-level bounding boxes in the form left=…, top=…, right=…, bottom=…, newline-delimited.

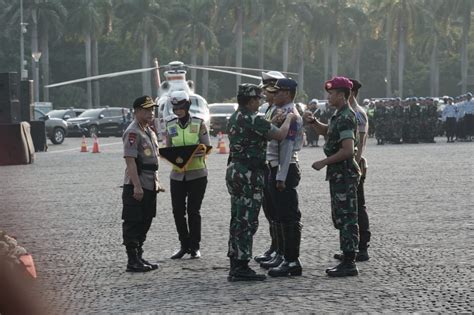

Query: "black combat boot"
left=228, top=259, right=266, bottom=282
left=260, top=222, right=284, bottom=269
left=326, top=252, right=358, bottom=277
left=190, top=249, right=201, bottom=259
left=170, top=247, right=190, bottom=259
left=137, top=247, right=159, bottom=270
left=268, top=222, right=303, bottom=277
left=254, top=221, right=277, bottom=263
left=126, top=247, right=153, bottom=272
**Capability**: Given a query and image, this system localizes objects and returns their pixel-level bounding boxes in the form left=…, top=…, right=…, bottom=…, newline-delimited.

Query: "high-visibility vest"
left=167, top=118, right=206, bottom=172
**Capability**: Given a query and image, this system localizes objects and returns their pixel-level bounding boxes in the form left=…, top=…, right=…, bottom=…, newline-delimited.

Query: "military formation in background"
left=303, top=92, right=474, bottom=146
left=365, top=93, right=474, bottom=144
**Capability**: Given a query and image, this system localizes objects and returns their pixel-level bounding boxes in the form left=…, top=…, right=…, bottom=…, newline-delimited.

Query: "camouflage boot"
left=326, top=252, right=358, bottom=277
left=228, top=259, right=266, bottom=282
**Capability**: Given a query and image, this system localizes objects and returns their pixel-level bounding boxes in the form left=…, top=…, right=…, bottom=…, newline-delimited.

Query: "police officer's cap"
left=133, top=95, right=157, bottom=109
left=169, top=91, right=191, bottom=109
left=237, top=83, right=263, bottom=98
left=261, top=71, right=286, bottom=88
left=266, top=78, right=298, bottom=92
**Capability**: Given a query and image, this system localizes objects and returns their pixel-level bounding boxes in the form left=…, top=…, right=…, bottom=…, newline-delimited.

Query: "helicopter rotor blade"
left=187, top=65, right=261, bottom=80
left=196, top=65, right=298, bottom=76
left=45, top=66, right=157, bottom=88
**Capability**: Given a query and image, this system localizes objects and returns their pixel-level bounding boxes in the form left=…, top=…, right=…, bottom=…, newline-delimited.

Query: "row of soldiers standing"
left=367, top=93, right=474, bottom=144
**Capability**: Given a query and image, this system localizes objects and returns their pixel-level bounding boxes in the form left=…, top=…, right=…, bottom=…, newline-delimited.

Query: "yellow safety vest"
left=167, top=118, right=206, bottom=172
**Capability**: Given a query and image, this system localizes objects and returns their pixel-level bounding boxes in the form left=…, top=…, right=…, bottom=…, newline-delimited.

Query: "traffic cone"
left=218, top=134, right=228, bottom=154
left=92, top=135, right=100, bottom=153
left=19, top=254, right=37, bottom=279
left=80, top=135, right=88, bottom=152
left=216, top=131, right=223, bottom=149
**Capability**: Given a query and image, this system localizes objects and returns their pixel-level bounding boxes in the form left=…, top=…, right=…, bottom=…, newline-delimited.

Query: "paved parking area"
left=1, top=135, right=473, bottom=313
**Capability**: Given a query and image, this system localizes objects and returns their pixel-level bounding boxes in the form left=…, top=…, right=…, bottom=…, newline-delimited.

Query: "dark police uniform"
left=122, top=97, right=161, bottom=272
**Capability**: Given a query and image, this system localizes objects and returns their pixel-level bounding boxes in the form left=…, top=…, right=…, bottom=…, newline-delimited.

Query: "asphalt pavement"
left=1, top=135, right=473, bottom=313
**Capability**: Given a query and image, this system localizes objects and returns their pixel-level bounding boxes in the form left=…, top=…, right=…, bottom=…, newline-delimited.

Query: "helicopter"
left=45, top=59, right=297, bottom=139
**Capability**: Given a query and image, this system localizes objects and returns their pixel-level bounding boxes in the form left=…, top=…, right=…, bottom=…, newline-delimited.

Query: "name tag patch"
left=169, top=126, right=178, bottom=137
left=128, top=133, right=137, bottom=146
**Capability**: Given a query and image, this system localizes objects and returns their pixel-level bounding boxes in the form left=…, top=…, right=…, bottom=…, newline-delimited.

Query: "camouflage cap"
left=237, top=83, right=263, bottom=98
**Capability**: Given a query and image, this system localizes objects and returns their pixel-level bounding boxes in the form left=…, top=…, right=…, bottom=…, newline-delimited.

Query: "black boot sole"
left=327, top=269, right=358, bottom=277
left=268, top=268, right=302, bottom=277
left=227, top=275, right=266, bottom=282
left=126, top=266, right=153, bottom=273
left=254, top=256, right=273, bottom=263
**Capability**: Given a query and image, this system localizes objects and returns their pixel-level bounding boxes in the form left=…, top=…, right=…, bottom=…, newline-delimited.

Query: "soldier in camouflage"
left=226, top=83, right=295, bottom=282
left=304, top=76, right=361, bottom=277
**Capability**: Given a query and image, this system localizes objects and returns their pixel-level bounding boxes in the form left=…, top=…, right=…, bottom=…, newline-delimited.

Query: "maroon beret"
left=324, top=76, right=353, bottom=91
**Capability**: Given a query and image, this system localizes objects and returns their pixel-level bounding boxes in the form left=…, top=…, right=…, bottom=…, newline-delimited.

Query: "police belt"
left=141, top=163, right=158, bottom=171
left=231, top=157, right=266, bottom=170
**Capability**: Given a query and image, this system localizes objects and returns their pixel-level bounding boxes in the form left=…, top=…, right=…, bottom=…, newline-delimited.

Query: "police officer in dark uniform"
left=122, top=96, right=163, bottom=272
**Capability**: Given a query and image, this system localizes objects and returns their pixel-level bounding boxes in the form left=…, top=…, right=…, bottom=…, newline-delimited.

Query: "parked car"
left=208, top=103, right=238, bottom=136
left=47, top=108, right=86, bottom=121
left=34, top=109, right=68, bottom=144
left=67, top=107, right=131, bottom=137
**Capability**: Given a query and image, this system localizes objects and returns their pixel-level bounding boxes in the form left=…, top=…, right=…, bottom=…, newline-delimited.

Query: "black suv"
left=67, top=107, right=131, bottom=137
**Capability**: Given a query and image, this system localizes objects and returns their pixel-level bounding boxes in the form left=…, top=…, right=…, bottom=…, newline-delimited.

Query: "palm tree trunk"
left=258, top=24, right=264, bottom=69
left=85, top=34, right=92, bottom=108
left=92, top=38, right=100, bottom=107
left=235, top=2, right=243, bottom=90
left=202, top=46, right=209, bottom=99
left=354, top=32, right=361, bottom=80
left=298, top=36, right=304, bottom=93
left=430, top=37, right=438, bottom=96
left=31, top=8, right=40, bottom=102
left=142, top=34, right=151, bottom=96
left=323, top=35, right=329, bottom=96
left=397, top=12, right=405, bottom=98
left=386, top=15, right=393, bottom=97
left=460, top=8, right=470, bottom=93
left=191, top=26, right=197, bottom=84
left=282, top=27, right=289, bottom=72
left=330, top=35, right=338, bottom=76
left=40, top=24, right=49, bottom=102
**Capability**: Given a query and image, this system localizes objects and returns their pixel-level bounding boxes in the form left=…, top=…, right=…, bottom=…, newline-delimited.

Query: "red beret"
left=324, top=76, right=353, bottom=91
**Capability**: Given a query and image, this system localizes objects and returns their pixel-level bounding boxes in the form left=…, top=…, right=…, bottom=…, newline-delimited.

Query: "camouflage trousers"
left=329, top=174, right=360, bottom=252
left=226, top=161, right=264, bottom=260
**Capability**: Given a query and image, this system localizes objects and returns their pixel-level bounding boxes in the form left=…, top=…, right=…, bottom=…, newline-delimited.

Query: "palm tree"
left=171, top=0, right=218, bottom=96
left=67, top=0, right=105, bottom=108
left=115, top=0, right=169, bottom=96
left=442, top=0, right=472, bottom=93
left=374, top=0, right=424, bottom=98
left=217, top=0, right=253, bottom=90
left=416, top=1, right=455, bottom=96
left=37, top=0, right=67, bottom=102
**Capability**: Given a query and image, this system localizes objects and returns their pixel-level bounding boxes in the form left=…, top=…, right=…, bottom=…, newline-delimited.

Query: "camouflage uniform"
left=324, top=104, right=361, bottom=252
left=226, top=87, right=278, bottom=261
